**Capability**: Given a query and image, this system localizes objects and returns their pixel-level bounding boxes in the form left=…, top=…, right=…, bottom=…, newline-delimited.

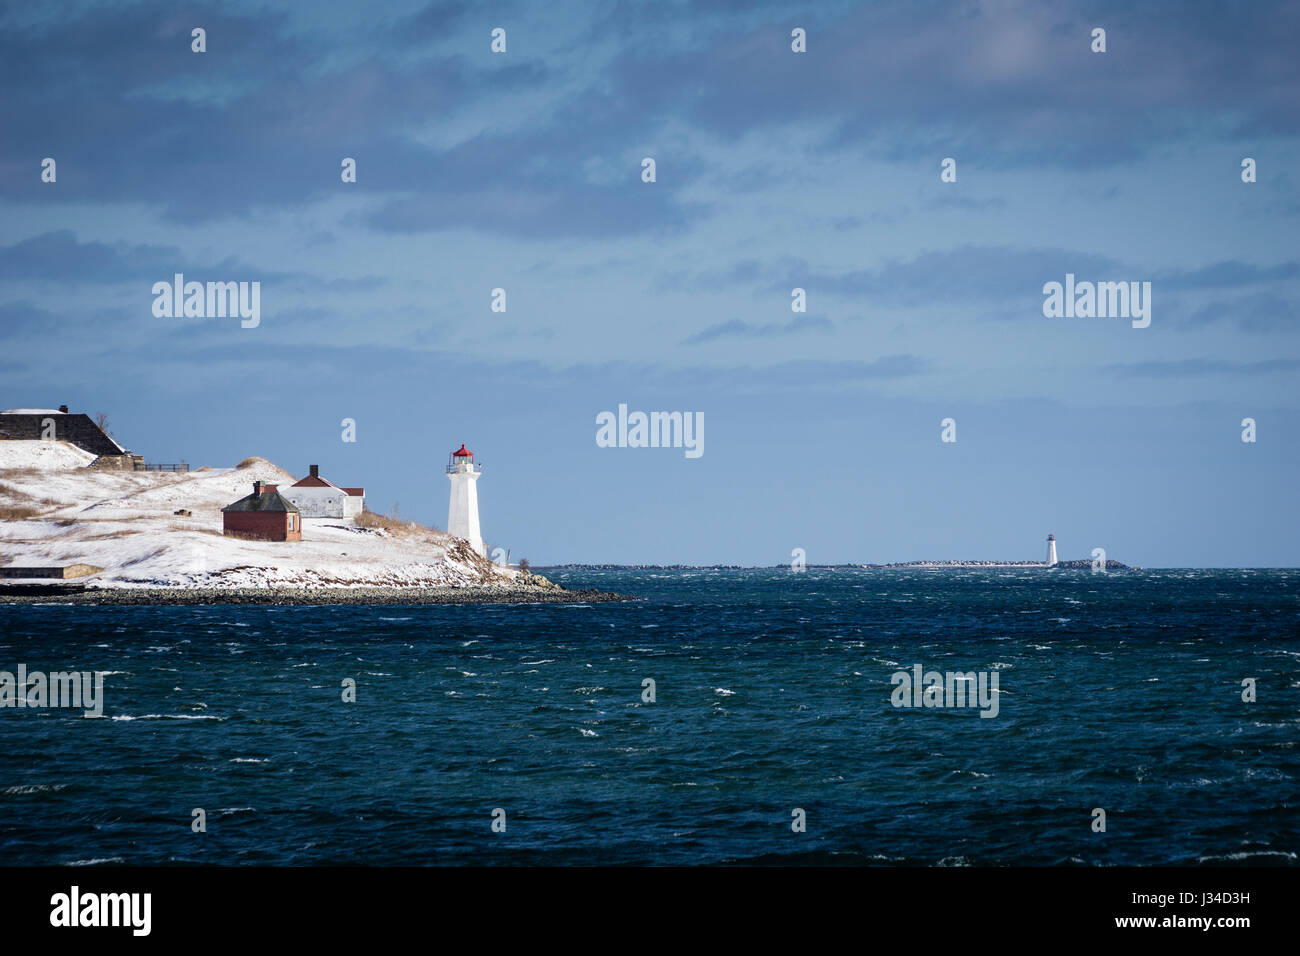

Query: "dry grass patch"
left=0, top=483, right=63, bottom=509
left=120, top=546, right=167, bottom=568
left=354, top=509, right=406, bottom=532
left=0, top=505, right=42, bottom=520
left=167, top=521, right=216, bottom=533
left=0, top=482, right=36, bottom=502
left=355, top=508, right=447, bottom=542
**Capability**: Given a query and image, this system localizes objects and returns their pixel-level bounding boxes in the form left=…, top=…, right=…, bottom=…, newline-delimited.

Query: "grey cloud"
left=0, top=231, right=295, bottom=284
left=603, top=0, right=1300, bottom=166
left=1107, top=357, right=1300, bottom=377
left=1184, top=293, right=1299, bottom=334
left=1158, top=261, right=1300, bottom=293
left=684, top=314, right=833, bottom=344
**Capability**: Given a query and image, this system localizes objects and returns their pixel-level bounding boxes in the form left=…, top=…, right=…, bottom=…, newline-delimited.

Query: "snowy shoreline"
left=0, top=443, right=599, bottom=596
left=0, top=583, right=633, bottom=606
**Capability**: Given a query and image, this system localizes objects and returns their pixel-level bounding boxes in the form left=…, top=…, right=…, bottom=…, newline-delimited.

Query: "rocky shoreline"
left=0, top=580, right=635, bottom=606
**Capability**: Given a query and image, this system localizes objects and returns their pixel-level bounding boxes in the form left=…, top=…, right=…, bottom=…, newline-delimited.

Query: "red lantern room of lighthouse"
left=446, top=443, right=480, bottom=474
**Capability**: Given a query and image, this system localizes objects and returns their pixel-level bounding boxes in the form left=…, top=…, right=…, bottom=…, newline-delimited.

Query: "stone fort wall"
left=0, top=413, right=124, bottom=458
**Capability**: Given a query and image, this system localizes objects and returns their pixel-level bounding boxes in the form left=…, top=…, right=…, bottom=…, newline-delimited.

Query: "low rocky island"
left=0, top=445, right=631, bottom=605
left=548, top=561, right=1138, bottom=571
left=857, top=559, right=1136, bottom=570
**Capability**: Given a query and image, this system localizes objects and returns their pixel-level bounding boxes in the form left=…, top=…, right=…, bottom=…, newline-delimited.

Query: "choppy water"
left=1, top=569, right=1297, bottom=865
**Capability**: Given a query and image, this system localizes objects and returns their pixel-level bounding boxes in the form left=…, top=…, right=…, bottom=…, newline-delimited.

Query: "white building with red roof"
left=281, top=464, right=365, bottom=519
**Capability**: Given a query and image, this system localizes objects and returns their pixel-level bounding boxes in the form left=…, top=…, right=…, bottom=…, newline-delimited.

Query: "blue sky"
left=1, top=0, right=1297, bottom=566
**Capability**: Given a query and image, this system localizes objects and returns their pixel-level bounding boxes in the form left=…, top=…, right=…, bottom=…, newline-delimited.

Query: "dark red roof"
left=452, top=444, right=473, bottom=457
left=222, top=489, right=298, bottom=513
left=291, top=474, right=343, bottom=490
left=343, top=487, right=364, bottom=496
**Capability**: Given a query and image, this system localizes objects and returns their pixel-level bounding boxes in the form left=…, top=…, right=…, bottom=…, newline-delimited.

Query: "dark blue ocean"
left=1, top=569, right=1297, bottom=866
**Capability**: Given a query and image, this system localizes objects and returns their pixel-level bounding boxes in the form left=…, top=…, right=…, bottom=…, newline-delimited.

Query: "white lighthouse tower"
left=1046, top=534, right=1058, bottom=566
left=446, top=444, right=485, bottom=557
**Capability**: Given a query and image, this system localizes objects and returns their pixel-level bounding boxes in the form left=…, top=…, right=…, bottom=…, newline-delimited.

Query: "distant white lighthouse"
left=1046, top=534, right=1058, bottom=566
left=446, top=444, right=485, bottom=556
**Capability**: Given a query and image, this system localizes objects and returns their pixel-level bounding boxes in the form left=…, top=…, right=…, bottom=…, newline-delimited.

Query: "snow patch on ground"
left=0, top=441, right=97, bottom=469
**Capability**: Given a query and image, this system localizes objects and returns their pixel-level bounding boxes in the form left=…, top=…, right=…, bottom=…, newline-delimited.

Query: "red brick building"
left=221, top=481, right=302, bottom=541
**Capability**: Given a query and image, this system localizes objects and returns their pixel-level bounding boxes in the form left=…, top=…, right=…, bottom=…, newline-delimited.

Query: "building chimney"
left=253, top=481, right=262, bottom=497
left=310, top=464, right=319, bottom=478
left=58, top=405, right=68, bottom=413
left=263, top=484, right=278, bottom=494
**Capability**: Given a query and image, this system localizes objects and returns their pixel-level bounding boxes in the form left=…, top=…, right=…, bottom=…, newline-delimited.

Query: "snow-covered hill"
left=0, top=444, right=520, bottom=589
